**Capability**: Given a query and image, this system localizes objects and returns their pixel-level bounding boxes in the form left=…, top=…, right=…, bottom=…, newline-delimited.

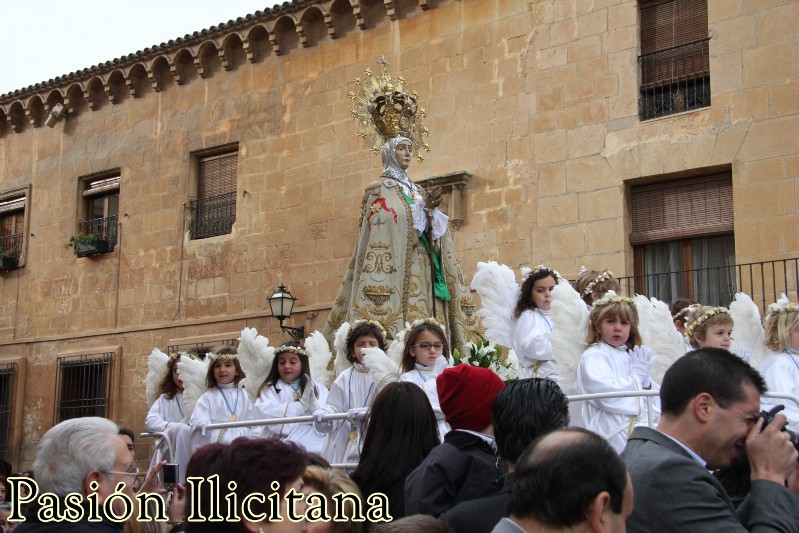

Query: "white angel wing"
left=144, top=348, right=170, bottom=407
left=470, top=261, right=520, bottom=348
left=640, top=296, right=687, bottom=383
left=550, top=281, right=590, bottom=392
left=177, top=356, right=209, bottom=419
left=237, top=327, right=276, bottom=403
left=305, top=330, right=335, bottom=389
left=729, top=292, right=767, bottom=368
left=386, top=327, right=408, bottom=370
left=334, top=322, right=351, bottom=376
left=361, top=347, right=401, bottom=387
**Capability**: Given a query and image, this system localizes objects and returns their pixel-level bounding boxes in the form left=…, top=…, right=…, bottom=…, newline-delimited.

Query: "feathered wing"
left=305, top=330, right=335, bottom=388
left=470, top=261, right=520, bottom=347
left=386, top=327, right=408, bottom=370
left=237, top=327, right=276, bottom=403
left=334, top=322, right=351, bottom=376
left=144, top=348, right=170, bottom=407
left=550, top=281, right=590, bottom=392
left=642, top=296, right=687, bottom=383
left=361, top=347, right=401, bottom=387
left=729, top=292, right=767, bottom=368
left=177, top=356, right=209, bottom=418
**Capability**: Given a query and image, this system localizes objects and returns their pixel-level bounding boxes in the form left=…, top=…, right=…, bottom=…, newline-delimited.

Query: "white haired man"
left=14, top=417, right=136, bottom=532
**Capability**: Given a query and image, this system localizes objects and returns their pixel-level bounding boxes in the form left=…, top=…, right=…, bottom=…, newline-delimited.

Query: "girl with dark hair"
left=399, top=318, right=451, bottom=439
left=189, top=346, right=254, bottom=453
left=144, top=353, right=192, bottom=483
left=510, top=266, right=562, bottom=380
left=351, top=382, right=440, bottom=521
left=256, top=341, right=329, bottom=455
left=313, top=320, right=388, bottom=465
left=185, top=438, right=309, bottom=533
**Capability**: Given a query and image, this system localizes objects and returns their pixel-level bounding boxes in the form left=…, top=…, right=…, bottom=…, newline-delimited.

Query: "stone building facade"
left=0, top=0, right=797, bottom=468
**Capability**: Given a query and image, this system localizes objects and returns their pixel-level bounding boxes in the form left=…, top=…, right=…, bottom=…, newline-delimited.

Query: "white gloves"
left=312, top=409, right=333, bottom=434
left=628, top=345, right=654, bottom=388
left=297, top=375, right=318, bottom=413
left=195, top=420, right=209, bottom=437
left=734, top=347, right=752, bottom=364
left=348, top=407, right=368, bottom=421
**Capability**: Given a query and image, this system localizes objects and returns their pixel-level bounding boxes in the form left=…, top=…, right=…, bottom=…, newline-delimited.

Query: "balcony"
left=189, top=191, right=236, bottom=240
left=0, top=233, right=22, bottom=270
left=71, top=216, right=118, bottom=257
left=618, top=258, right=799, bottom=312
left=639, top=38, right=711, bottom=121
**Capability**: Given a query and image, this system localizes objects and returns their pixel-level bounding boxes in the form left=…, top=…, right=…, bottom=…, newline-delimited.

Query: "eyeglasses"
left=412, top=343, right=445, bottom=351
left=101, top=466, right=140, bottom=484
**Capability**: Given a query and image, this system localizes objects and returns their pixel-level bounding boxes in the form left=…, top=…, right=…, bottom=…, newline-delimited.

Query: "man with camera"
left=622, top=347, right=799, bottom=532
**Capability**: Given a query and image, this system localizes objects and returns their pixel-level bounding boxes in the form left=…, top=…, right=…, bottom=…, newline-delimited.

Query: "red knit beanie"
left=436, top=364, right=505, bottom=431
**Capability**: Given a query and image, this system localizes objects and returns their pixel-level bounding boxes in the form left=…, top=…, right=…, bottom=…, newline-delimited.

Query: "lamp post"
left=268, top=283, right=305, bottom=340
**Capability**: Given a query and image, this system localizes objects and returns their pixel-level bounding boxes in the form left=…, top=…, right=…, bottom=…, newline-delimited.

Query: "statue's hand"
left=424, top=186, right=443, bottom=209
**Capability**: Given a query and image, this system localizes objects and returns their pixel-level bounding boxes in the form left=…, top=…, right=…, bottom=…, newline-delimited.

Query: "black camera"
left=162, top=463, right=178, bottom=490
left=759, top=404, right=799, bottom=453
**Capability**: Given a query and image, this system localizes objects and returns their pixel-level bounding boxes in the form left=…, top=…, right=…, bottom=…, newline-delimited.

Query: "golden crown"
left=349, top=55, right=430, bottom=161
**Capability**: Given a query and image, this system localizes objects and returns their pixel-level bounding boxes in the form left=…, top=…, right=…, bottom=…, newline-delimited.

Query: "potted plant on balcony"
left=65, top=228, right=111, bottom=258
left=0, top=248, right=18, bottom=271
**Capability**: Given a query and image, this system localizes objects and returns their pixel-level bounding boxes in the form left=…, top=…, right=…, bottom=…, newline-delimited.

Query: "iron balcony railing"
left=618, top=258, right=799, bottom=311
left=0, top=233, right=22, bottom=258
left=77, top=215, right=118, bottom=249
left=639, top=38, right=711, bottom=120
left=189, top=191, right=236, bottom=240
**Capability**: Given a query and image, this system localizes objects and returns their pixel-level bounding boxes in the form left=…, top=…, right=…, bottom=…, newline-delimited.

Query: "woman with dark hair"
left=185, top=438, right=309, bottom=533
left=350, top=382, right=439, bottom=520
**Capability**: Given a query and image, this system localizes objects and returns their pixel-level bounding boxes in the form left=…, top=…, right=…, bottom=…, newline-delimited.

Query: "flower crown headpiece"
left=521, top=264, right=564, bottom=284
left=348, top=55, right=430, bottom=161
left=275, top=345, right=309, bottom=358
left=766, top=294, right=799, bottom=318
left=671, top=306, right=694, bottom=320
left=592, top=290, right=634, bottom=308
left=207, top=351, right=239, bottom=364
left=583, top=270, right=615, bottom=295
left=345, top=319, right=388, bottom=345
left=405, top=316, right=446, bottom=336
left=684, top=307, right=729, bottom=339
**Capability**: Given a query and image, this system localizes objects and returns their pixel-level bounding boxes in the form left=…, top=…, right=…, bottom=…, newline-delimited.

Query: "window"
left=639, top=0, right=710, bottom=120
left=0, top=357, right=26, bottom=466
left=168, top=332, right=240, bottom=360
left=0, top=187, right=29, bottom=269
left=630, top=173, right=735, bottom=306
left=79, top=172, right=120, bottom=251
left=55, top=353, right=113, bottom=423
left=190, top=147, right=238, bottom=240
left=0, top=363, right=15, bottom=460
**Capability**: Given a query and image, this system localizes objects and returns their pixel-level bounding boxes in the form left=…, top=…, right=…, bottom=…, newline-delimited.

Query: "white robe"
left=316, top=364, right=377, bottom=465
left=576, top=342, right=660, bottom=453
left=144, top=392, right=192, bottom=483
left=759, top=349, right=799, bottom=425
left=255, top=378, right=330, bottom=455
left=511, top=309, right=558, bottom=380
left=189, top=383, right=254, bottom=453
left=400, top=356, right=451, bottom=441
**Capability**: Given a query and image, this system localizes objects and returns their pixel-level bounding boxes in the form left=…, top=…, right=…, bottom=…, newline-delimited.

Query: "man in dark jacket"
left=14, top=417, right=135, bottom=532
left=404, top=364, right=506, bottom=517
left=440, top=378, right=570, bottom=532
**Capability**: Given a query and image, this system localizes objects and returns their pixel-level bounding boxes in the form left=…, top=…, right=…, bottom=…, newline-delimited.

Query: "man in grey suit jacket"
left=622, top=347, right=799, bottom=532
left=491, top=428, right=633, bottom=533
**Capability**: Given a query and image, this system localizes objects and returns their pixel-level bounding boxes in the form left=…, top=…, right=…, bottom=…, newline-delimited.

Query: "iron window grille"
left=0, top=233, right=22, bottom=259
left=190, top=149, right=238, bottom=240
left=639, top=39, right=711, bottom=120
left=54, top=353, right=112, bottom=423
left=189, top=192, right=237, bottom=240
left=77, top=215, right=118, bottom=250
left=167, top=338, right=240, bottom=360
left=0, top=363, right=15, bottom=460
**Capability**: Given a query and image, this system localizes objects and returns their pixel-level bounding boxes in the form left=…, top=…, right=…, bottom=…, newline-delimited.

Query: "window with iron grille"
left=630, top=172, right=735, bottom=306
left=190, top=148, right=238, bottom=240
left=55, top=353, right=113, bottom=423
left=0, top=363, right=15, bottom=460
left=168, top=335, right=240, bottom=360
left=77, top=171, right=120, bottom=251
left=0, top=187, right=28, bottom=268
left=639, top=0, right=710, bottom=120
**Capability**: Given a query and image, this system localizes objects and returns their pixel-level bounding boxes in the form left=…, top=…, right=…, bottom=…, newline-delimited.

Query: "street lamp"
left=268, top=283, right=305, bottom=340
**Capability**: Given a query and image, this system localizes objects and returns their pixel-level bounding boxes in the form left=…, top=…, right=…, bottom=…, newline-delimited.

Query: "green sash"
left=405, top=193, right=451, bottom=301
